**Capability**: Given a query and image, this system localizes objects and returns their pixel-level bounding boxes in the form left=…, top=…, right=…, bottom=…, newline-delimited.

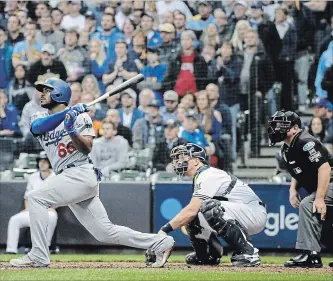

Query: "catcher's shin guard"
left=200, top=199, right=255, bottom=255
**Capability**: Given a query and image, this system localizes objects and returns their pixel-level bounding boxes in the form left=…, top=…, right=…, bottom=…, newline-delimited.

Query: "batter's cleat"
left=147, top=236, right=175, bottom=268
left=185, top=252, right=221, bottom=266
left=231, top=248, right=261, bottom=267
left=284, top=252, right=323, bottom=268
left=10, top=255, right=48, bottom=268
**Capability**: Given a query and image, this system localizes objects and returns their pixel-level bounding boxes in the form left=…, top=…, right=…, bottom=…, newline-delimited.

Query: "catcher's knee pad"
left=200, top=199, right=227, bottom=235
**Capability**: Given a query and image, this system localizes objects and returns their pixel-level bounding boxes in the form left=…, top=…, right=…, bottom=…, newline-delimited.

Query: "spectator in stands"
left=16, top=10, right=28, bottom=29
left=115, top=0, right=133, bottom=31
left=195, top=90, right=222, bottom=142
left=12, top=21, right=41, bottom=69
left=249, top=2, right=281, bottom=69
left=139, top=48, right=167, bottom=102
left=102, top=40, right=138, bottom=87
left=138, top=88, right=155, bottom=113
left=36, top=15, right=64, bottom=53
left=6, top=15, right=24, bottom=47
left=180, top=111, right=213, bottom=155
left=308, top=117, right=326, bottom=142
left=7, top=64, right=33, bottom=114
left=92, top=13, right=125, bottom=63
left=141, top=12, right=163, bottom=49
left=68, top=82, right=82, bottom=106
left=152, top=119, right=187, bottom=171
left=132, top=99, right=164, bottom=150
left=214, top=8, right=233, bottom=42
left=28, top=43, right=67, bottom=84
left=321, top=62, right=333, bottom=104
left=0, top=90, right=21, bottom=137
left=79, top=11, right=98, bottom=47
left=82, top=74, right=102, bottom=98
left=58, top=29, right=88, bottom=82
left=200, top=23, right=221, bottom=50
left=1, top=2, right=19, bottom=27
left=95, top=85, right=121, bottom=120
left=285, top=0, right=316, bottom=112
left=34, top=2, right=51, bottom=22
left=156, top=0, right=192, bottom=21
left=176, top=105, right=187, bottom=126
left=274, top=7, right=297, bottom=111
left=173, top=10, right=187, bottom=41
left=201, top=44, right=218, bottom=84
left=262, top=0, right=280, bottom=22
left=51, top=8, right=64, bottom=32
left=60, top=0, right=85, bottom=32
left=319, top=15, right=333, bottom=56
left=19, top=89, right=47, bottom=138
left=162, top=11, right=174, bottom=25
left=88, top=38, right=108, bottom=94
left=158, top=23, right=180, bottom=67
left=180, top=92, right=196, bottom=110
left=161, top=90, right=179, bottom=122
left=229, top=1, right=248, bottom=32
left=90, top=120, right=129, bottom=179
left=187, top=1, right=215, bottom=32
left=123, top=19, right=135, bottom=45
left=240, top=29, right=274, bottom=157
left=105, top=109, right=133, bottom=147
left=118, top=89, right=144, bottom=129
left=0, top=26, right=13, bottom=90
left=312, top=98, right=332, bottom=126
left=128, top=29, right=147, bottom=70
left=5, top=153, right=57, bottom=254
left=315, top=41, right=333, bottom=98
left=80, top=93, right=102, bottom=135
left=131, top=8, right=144, bottom=27
left=231, top=20, right=251, bottom=53
left=164, top=30, right=208, bottom=96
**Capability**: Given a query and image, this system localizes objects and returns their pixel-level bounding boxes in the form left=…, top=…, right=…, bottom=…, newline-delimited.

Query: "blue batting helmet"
left=35, top=78, right=71, bottom=105
left=170, top=143, right=207, bottom=177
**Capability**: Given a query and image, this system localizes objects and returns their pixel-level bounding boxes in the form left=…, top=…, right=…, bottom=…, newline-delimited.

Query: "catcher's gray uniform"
left=27, top=111, right=172, bottom=265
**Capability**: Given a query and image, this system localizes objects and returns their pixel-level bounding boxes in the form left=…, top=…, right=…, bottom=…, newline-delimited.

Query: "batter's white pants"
left=6, top=210, right=58, bottom=254
left=195, top=200, right=267, bottom=242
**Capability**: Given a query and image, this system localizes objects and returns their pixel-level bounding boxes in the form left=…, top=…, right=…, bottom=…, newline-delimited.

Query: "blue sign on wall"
left=154, top=183, right=300, bottom=249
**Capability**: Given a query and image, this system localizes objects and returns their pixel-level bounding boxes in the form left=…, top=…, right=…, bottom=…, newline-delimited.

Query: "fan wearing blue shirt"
left=0, top=90, right=21, bottom=137
left=140, top=13, right=162, bottom=49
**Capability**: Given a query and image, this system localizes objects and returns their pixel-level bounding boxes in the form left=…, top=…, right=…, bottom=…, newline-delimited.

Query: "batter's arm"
left=71, top=135, right=93, bottom=155
left=31, top=109, right=69, bottom=135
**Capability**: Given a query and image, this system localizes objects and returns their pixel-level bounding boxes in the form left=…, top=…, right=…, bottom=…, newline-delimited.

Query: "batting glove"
left=70, top=103, right=89, bottom=115
left=64, top=110, right=78, bottom=137
left=158, top=229, right=168, bottom=236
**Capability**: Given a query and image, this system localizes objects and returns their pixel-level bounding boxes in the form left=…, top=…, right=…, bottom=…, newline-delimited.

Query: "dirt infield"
left=0, top=262, right=332, bottom=273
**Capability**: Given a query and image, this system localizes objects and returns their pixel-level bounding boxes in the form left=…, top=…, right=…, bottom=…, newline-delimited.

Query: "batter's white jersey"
left=30, top=112, right=95, bottom=174
left=193, top=167, right=261, bottom=204
left=24, top=171, right=56, bottom=200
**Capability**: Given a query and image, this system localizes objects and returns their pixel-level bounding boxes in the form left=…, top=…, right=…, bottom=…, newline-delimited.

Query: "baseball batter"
left=10, top=78, right=174, bottom=268
left=149, top=143, right=267, bottom=267
left=6, top=152, right=57, bottom=254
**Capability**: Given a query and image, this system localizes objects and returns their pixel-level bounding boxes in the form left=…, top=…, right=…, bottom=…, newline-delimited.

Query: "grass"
left=0, top=254, right=332, bottom=281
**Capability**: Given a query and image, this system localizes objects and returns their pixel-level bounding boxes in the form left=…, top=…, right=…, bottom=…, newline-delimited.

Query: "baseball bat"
left=87, top=73, right=144, bottom=108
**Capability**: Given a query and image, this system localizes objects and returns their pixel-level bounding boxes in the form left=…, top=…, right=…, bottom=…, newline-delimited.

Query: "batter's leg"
left=69, top=195, right=174, bottom=255
left=6, top=211, right=30, bottom=254
left=46, top=211, right=58, bottom=247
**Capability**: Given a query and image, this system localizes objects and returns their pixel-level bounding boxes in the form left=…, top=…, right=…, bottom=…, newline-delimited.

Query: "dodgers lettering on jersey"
left=193, top=167, right=261, bottom=204
left=24, top=171, right=56, bottom=199
left=30, top=111, right=95, bottom=174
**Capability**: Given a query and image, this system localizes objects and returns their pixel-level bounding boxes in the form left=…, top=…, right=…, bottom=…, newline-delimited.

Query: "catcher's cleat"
left=284, top=252, right=323, bottom=268
left=185, top=252, right=221, bottom=266
left=230, top=248, right=261, bottom=267
left=10, top=255, right=48, bottom=268
left=146, top=236, right=175, bottom=268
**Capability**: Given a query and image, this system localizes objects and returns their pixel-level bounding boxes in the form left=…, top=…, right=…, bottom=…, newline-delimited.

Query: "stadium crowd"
left=0, top=0, right=333, bottom=179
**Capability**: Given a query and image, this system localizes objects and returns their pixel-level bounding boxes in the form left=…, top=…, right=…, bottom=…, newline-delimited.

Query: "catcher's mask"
left=170, top=143, right=207, bottom=177
left=268, top=111, right=301, bottom=146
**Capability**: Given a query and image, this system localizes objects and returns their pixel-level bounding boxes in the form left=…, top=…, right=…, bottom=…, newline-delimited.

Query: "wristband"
left=68, top=129, right=78, bottom=137
left=160, top=223, right=174, bottom=234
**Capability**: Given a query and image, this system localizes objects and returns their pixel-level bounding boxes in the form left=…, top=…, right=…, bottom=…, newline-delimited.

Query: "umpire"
left=268, top=111, right=333, bottom=268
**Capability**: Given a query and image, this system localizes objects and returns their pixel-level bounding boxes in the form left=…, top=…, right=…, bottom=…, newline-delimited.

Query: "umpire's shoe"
left=146, top=236, right=175, bottom=268
left=284, top=252, right=323, bottom=268
left=10, top=255, right=48, bottom=268
left=230, top=248, right=261, bottom=267
left=185, top=252, right=220, bottom=266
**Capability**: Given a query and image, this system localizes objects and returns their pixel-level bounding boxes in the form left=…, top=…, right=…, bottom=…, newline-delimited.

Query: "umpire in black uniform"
left=268, top=111, right=333, bottom=268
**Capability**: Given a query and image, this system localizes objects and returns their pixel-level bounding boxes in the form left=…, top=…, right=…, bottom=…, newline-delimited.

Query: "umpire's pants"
left=296, top=184, right=333, bottom=252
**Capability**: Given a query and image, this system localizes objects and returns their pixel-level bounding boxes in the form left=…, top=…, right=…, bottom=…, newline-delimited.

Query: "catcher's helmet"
left=36, top=151, right=51, bottom=169
left=268, top=111, right=302, bottom=145
left=170, top=143, right=207, bottom=177
left=35, top=78, right=71, bottom=108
